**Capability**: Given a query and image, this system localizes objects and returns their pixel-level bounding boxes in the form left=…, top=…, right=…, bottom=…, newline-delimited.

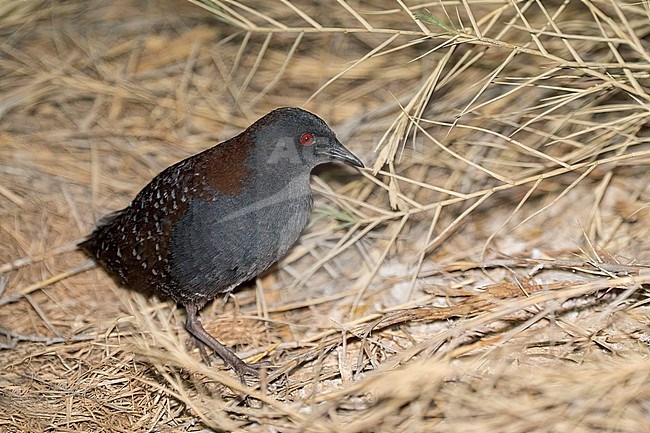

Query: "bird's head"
left=248, top=107, right=364, bottom=172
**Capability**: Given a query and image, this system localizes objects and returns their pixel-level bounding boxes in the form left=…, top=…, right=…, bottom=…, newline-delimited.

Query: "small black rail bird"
left=80, top=107, right=364, bottom=377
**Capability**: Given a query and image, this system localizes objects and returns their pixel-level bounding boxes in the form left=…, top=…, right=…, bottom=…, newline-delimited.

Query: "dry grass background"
left=1, top=0, right=649, bottom=431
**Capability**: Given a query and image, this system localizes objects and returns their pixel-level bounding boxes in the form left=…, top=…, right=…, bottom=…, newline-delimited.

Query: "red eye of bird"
left=300, top=133, right=314, bottom=146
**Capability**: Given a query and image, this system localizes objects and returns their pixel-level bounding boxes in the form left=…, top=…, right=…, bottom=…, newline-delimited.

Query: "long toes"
left=235, top=360, right=274, bottom=380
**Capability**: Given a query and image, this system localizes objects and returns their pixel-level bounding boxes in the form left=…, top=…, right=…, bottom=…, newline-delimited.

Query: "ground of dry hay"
left=1, top=1, right=649, bottom=432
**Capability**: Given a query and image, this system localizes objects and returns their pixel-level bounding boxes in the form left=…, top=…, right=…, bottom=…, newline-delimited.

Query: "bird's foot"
left=184, top=305, right=273, bottom=384
left=232, top=359, right=273, bottom=383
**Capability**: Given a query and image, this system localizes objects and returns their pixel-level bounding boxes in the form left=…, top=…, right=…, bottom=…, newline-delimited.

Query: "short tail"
left=78, top=210, right=122, bottom=258
left=77, top=235, right=96, bottom=257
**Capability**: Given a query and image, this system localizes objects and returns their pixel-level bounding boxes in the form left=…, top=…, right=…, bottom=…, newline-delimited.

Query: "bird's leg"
left=184, top=303, right=260, bottom=379
left=187, top=335, right=213, bottom=365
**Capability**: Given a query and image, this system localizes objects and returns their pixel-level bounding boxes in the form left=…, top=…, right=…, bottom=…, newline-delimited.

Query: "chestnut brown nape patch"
left=200, top=134, right=253, bottom=196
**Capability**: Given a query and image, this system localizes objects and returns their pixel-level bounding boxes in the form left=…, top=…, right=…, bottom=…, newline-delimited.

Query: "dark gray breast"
left=168, top=174, right=313, bottom=302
